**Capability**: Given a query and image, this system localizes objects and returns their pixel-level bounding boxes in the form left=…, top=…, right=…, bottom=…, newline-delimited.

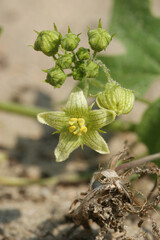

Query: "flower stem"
left=83, top=78, right=89, bottom=97
left=0, top=101, right=48, bottom=118
left=135, top=96, right=151, bottom=105
left=95, top=58, right=113, bottom=82
left=0, top=172, right=92, bottom=186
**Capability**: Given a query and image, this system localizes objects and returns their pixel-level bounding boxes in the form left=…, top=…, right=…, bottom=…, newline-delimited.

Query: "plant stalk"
left=0, top=101, right=49, bottom=118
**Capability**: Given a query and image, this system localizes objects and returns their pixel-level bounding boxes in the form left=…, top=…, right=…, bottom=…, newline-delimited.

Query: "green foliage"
left=89, top=0, right=160, bottom=95
left=137, top=98, right=160, bottom=165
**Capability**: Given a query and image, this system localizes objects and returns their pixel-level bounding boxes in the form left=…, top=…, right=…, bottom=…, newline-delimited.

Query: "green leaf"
left=88, top=0, right=160, bottom=95
left=137, top=98, right=160, bottom=166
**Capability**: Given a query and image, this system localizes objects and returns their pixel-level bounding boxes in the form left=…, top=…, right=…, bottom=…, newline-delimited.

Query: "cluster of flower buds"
left=35, top=21, right=135, bottom=162
left=33, top=20, right=112, bottom=88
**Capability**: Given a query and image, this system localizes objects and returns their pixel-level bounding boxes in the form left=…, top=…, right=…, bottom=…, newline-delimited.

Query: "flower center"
left=69, top=118, right=87, bottom=136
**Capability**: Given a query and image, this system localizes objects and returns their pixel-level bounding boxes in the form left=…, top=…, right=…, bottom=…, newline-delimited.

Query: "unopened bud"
left=84, top=60, right=99, bottom=78
left=34, top=30, right=61, bottom=56
left=45, top=67, right=66, bottom=88
left=61, top=27, right=80, bottom=51
left=96, top=82, right=135, bottom=115
left=57, top=53, right=74, bottom=69
left=76, top=47, right=90, bottom=61
left=88, top=19, right=111, bottom=52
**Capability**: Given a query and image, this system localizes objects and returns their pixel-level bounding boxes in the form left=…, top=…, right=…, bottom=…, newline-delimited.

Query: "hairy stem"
left=95, top=58, right=113, bottom=82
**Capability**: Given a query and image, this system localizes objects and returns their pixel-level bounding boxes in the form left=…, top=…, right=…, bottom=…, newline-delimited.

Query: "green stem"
left=0, top=172, right=91, bottom=186
left=91, top=79, right=105, bottom=90
left=135, top=96, right=151, bottom=105
left=53, top=55, right=57, bottom=60
left=67, top=73, right=73, bottom=77
left=0, top=101, right=49, bottom=118
left=84, top=78, right=89, bottom=97
left=95, top=58, right=113, bottom=82
left=92, top=51, right=97, bottom=60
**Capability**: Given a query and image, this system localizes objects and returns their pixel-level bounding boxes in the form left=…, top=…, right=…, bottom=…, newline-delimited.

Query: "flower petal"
left=88, top=109, right=116, bottom=129
left=37, top=111, right=69, bottom=131
left=55, top=132, right=80, bottom=162
left=81, top=130, right=109, bottom=154
left=66, top=88, right=88, bottom=117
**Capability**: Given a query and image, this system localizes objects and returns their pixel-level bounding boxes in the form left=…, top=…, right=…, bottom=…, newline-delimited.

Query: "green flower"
left=37, top=88, right=116, bottom=162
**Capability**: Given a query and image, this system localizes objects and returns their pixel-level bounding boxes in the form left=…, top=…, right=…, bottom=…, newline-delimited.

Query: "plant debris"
left=68, top=152, right=160, bottom=240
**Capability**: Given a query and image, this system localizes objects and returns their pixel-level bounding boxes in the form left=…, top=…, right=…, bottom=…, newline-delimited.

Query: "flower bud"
left=88, top=19, right=111, bottom=52
left=34, top=30, right=61, bottom=56
left=45, top=67, right=66, bottom=88
left=57, top=53, right=74, bottom=69
left=72, top=67, right=85, bottom=80
left=76, top=47, right=90, bottom=61
left=96, top=82, right=135, bottom=116
left=83, top=60, right=99, bottom=78
left=61, top=27, right=80, bottom=51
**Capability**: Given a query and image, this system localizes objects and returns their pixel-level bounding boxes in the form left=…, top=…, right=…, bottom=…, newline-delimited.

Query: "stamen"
left=80, top=126, right=87, bottom=133
left=69, top=126, right=76, bottom=132
left=68, top=118, right=87, bottom=136
left=77, top=118, right=85, bottom=126
left=69, top=118, right=78, bottom=125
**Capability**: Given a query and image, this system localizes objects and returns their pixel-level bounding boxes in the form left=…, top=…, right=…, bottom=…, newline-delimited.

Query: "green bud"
left=45, top=67, right=66, bottom=88
left=34, top=30, right=61, bottom=56
left=96, top=82, right=135, bottom=116
left=88, top=19, right=111, bottom=52
left=83, top=60, right=99, bottom=78
left=72, top=62, right=85, bottom=80
left=61, top=27, right=80, bottom=51
left=76, top=47, right=90, bottom=61
left=57, top=53, right=74, bottom=69
left=73, top=60, right=99, bottom=80
left=72, top=67, right=85, bottom=80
